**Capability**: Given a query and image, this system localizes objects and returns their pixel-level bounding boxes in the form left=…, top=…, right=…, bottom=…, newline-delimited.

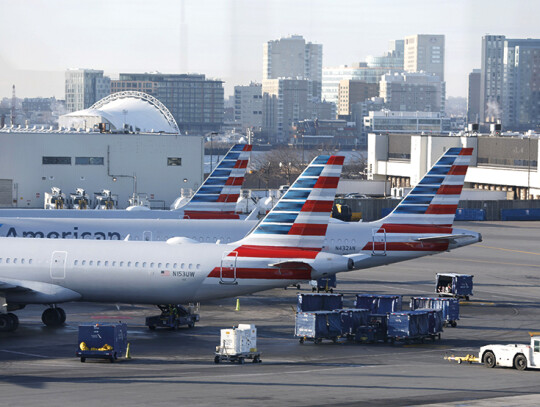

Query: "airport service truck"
left=480, top=335, right=540, bottom=371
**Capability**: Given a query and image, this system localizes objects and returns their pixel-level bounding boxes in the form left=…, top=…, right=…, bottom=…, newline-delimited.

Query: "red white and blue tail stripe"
left=237, top=155, right=344, bottom=251
left=382, top=147, right=472, bottom=228
left=182, top=144, right=252, bottom=219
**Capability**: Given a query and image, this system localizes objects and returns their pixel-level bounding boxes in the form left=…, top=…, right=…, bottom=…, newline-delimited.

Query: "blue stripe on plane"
left=210, top=170, right=232, bottom=177
left=253, top=224, right=292, bottom=234
left=292, top=178, right=317, bottom=189
left=224, top=152, right=241, bottom=160
left=264, top=213, right=299, bottom=223
left=409, top=186, right=440, bottom=195
left=428, top=166, right=451, bottom=176
left=198, top=186, right=224, bottom=194
left=393, top=205, right=429, bottom=214
left=418, top=176, right=445, bottom=185
left=312, top=156, right=331, bottom=164
left=446, top=147, right=462, bottom=155
left=216, top=161, right=236, bottom=169
left=437, top=156, right=457, bottom=166
left=283, top=189, right=311, bottom=200
left=189, top=195, right=220, bottom=203
left=203, top=178, right=228, bottom=186
left=302, top=166, right=324, bottom=177
left=402, top=195, right=434, bottom=205
left=231, top=145, right=245, bottom=151
left=274, top=201, right=305, bottom=212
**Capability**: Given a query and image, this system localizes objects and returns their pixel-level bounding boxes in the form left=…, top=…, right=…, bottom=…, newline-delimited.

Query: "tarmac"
left=1, top=221, right=540, bottom=406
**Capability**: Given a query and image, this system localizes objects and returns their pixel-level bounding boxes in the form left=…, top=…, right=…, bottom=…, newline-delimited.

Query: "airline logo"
left=183, top=144, right=252, bottom=219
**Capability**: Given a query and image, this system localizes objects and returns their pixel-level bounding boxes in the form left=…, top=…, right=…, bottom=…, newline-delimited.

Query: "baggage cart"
left=354, top=294, right=402, bottom=314
left=338, top=308, right=370, bottom=339
left=387, top=311, right=431, bottom=344
left=145, top=304, right=199, bottom=330
left=436, top=273, right=473, bottom=300
left=296, top=311, right=342, bottom=344
left=355, top=313, right=388, bottom=343
left=410, top=296, right=460, bottom=327
left=310, top=275, right=337, bottom=293
left=76, top=322, right=128, bottom=363
left=297, top=293, right=343, bottom=312
left=214, top=324, right=261, bottom=364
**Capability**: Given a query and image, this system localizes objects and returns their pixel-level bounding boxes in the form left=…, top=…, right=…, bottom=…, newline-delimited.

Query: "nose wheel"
left=42, top=307, right=66, bottom=327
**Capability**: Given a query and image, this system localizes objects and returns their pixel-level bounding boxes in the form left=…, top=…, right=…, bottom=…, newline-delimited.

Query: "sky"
left=1, top=0, right=539, bottom=100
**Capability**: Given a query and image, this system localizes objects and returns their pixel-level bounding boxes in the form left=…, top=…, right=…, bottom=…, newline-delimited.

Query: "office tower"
left=263, top=35, right=323, bottom=100
left=337, top=80, right=379, bottom=117
left=366, top=40, right=405, bottom=69
left=234, top=83, right=263, bottom=130
left=112, top=73, right=224, bottom=133
left=404, top=34, right=445, bottom=81
left=467, top=69, right=481, bottom=124
left=480, top=35, right=505, bottom=124
left=380, top=72, right=445, bottom=113
left=65, top=69, right=111, bottom=112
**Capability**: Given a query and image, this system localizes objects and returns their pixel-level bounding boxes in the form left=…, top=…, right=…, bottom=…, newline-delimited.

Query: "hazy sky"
left=1, top=0, right=539, bottom=99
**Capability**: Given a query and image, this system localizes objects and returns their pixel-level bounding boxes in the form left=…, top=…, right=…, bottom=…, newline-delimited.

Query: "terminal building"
left=368, top=132, right=540, bottom=199
left=0, top=92, right=203, bottom=208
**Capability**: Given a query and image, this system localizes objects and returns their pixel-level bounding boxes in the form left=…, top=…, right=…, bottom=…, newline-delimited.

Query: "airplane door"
left=220, top=251, right=238, bottom=285
left=143, top=231, right=152, bottom=241
left=371, top=228, right=387, bottom=256
left=50, top=251, right=68, bottom=279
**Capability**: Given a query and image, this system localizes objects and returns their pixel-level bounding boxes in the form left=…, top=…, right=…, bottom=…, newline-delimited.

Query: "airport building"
left=368, top=132, right=540, bottom=199
left=0, top=93, right=203, bottom=208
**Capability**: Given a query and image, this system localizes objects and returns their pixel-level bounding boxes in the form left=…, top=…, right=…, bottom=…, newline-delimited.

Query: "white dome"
left=59, top=91, right=179, bottom=133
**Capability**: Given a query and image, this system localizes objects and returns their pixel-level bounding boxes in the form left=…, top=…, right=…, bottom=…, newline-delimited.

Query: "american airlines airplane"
left=0, top=144, right=253, bottom=220
left=0, top=148, right=481, bottom=332
left=0, top=155, right=353, bottom=332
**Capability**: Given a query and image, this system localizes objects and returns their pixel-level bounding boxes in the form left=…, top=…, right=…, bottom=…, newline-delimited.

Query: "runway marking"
left=0, top=350, right=51, bottom=359
left=460, top=301, right=496, bottom=306
left=476, top=245, right=540, bottom=256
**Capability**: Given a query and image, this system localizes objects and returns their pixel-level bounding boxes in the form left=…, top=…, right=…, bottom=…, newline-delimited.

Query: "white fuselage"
left=0, top=237, right=350, bottom=304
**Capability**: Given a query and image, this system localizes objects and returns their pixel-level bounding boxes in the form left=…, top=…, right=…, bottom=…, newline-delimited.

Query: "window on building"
left=75, top=157, right=104, bottom=165
left=42, top=157, right=71, bottom=165
left=167, top=157, right=182, bottom=166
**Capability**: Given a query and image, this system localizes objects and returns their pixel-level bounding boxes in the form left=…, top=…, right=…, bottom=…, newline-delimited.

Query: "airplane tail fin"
left=182, top=144, right=252, bottom=219
left=236, top=155, right=344, bottom=251
left=381, top=147, right=473, bottom=230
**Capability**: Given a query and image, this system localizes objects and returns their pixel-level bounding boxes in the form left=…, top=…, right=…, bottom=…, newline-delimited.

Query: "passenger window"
left=6, top=258, right=10, bottom=264
left=13, top=258, right=17, bottom=264
left=127, top=261, right=131, bottom=267
left=105, top=261, right=109, bottom=266
left=120, top=261, right=124, bottom=267
left=29, top=259, right=33, bottom=264
left=196, top=264, right=200, bottom=270
left=352, top=239, right=356, bottom=244
left=89, top=261, right=93, bottom=266
left=158, top=263, right=162, bottom=268
left=74, top=260, right=78, bottom=266
left=173, top=263, right=177, bottom=268
left=143, top=262, right=147, bottom=268
left=181, top=263, right=185, bottom=269
left=97, top=261, right=101, bottom=266
left=21, top=258, right=25, bottom=264
left=227, top=238, right=231, bottom=243
left=344, top=239, right=348, bottom=244
left=0, top=258, right=3, bottom=264
left=150, top=262, right=155, bottom=268
left=112, top=261, right=116, bottom=267
left=82, top=260, right=86, bottom=266
left=135, top=262, right=139, bottom=267
left=166, top=263, right=170, bottom=268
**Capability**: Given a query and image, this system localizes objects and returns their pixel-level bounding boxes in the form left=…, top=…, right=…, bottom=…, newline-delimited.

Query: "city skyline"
left=1, top=0, right=538, bottom=99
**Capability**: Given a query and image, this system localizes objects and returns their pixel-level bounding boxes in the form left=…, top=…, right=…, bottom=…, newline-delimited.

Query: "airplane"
left=0, top=144, right=253, bottom=220
left=0, top=147, right=481, bottom=258
left=0, top=155, right=354, bottom=332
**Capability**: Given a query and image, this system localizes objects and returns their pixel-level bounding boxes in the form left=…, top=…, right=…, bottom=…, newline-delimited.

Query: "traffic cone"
left=126, top=343, right=131, bottom=359
left=235, top=298, right=240, bottom=311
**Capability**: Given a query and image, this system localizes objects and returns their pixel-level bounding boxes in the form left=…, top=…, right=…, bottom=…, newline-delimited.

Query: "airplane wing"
left=0, top=277, right=81, bottom=304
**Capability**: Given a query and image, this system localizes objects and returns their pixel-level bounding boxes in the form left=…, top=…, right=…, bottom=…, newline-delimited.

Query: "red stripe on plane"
left=328, top=156, right=345, bottom=165
left=217, top=194, right=240, bottom=203
left=229, top=245, right=321, bottom=259
left=183, top=211, right=240, bottom=219
left=314, top=176, right=340, bottom=189
left=437, top=185, right=463, bottom=195
left=225, top=177, right=244, bottom=186
left=460, top=148, right=473, bottom=156
left=362, top=241, right=450, bottom=252
left=243, top=145, right=253, bottom=152
left=377, top=224, right=453, bottom=234
left=234, top=160, right=249, bottom=169
left=301, top=200, right=334, bottom=212
left=447, top=165, right=468, bottom=176
left=425, top=204, right=458, bottom=214
left=207, top=266, right=312, bottom=280
left=288, top=223, right=328, bottom=236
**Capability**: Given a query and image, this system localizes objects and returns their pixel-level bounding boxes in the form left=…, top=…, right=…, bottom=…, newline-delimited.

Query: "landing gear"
left=42, top=307, right=66, bottom=327
left=0, top=313, right=19, bottom=332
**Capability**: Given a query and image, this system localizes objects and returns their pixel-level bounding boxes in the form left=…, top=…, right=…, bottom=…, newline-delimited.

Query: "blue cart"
left=387, top=311, right=431, bottom=344
left=436, top=273, right=473, bottom=300
left=354, top=294, right=402, bottom=314
left=410, top=296, right=460, bottom=327
left=297, top=293, right=343, bottom=312
left=338, top=308, right=370, bottom=339
left=295, top=311, right=342, bottom=344
left=76, top=323, right=128, bottom=363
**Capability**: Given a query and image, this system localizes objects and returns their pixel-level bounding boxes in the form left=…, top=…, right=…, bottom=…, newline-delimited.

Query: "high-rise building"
left=262, top=78, right=310, bottom=144
left=65, top=69, right=111, bottom=113
left=263, top=35, right=323, bottom=100
left=112, top=73, right=224, bottom=133
left=366, top=40, right=405, bottom=69
left=234, top=83, right=263, bottom=130
left=404, top=35, right=445, bottom=81
left=337, top=80, right=379, bottom=117
left=379, top=72, right=445, bottom=113
left=480, top=35, right=540, bottom=130
left=467, top=69, right=481, bottom=124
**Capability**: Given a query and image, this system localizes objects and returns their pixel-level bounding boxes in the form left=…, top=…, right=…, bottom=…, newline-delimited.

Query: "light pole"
left=209, top=131, right=218, bottom=173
